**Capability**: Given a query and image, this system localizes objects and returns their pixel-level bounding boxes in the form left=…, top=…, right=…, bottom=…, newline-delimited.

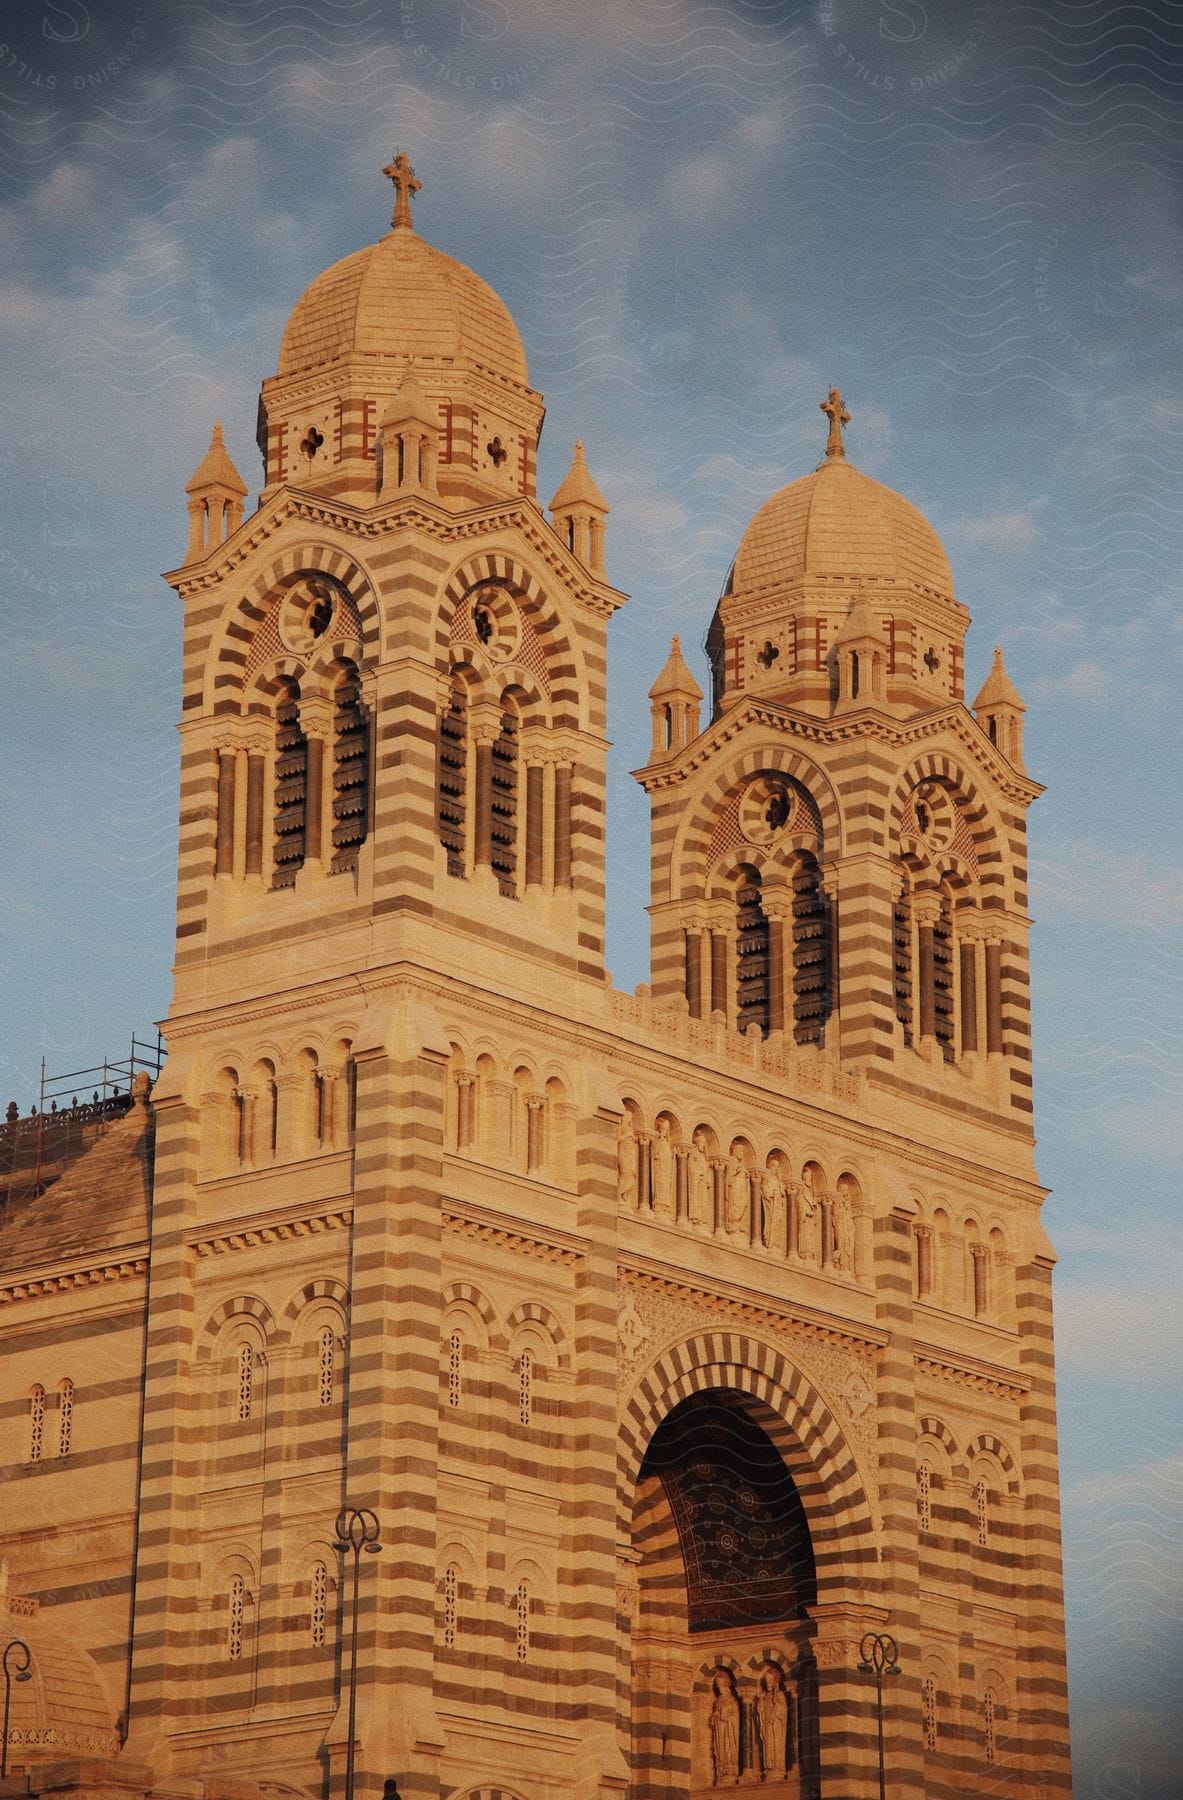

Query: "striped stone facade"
left=0, top=198, right=1070, bottom=1800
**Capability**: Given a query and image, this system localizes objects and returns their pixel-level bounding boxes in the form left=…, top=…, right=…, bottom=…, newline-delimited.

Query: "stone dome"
left=0, top=1599, right=121, bottom=1767
left=277, top=226, right=530, bottom=386
left=732, top=456, right=953, bottom=597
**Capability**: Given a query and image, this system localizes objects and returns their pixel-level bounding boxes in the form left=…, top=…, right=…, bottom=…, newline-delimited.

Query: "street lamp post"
left=333, top=1507, right=382, bottom=1800
left=857, top=1630, right=901, bottom=1800
left=1, top=1638, right=32, bottom=1780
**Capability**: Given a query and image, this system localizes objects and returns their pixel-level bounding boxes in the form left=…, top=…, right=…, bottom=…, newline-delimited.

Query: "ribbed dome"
left=278, top=228, right=529, bottom=385
left=733, top=457, right=953, bottom=596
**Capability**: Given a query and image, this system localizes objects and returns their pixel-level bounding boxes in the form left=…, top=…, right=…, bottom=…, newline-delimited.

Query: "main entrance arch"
left=620, top=1333, right=880, bottom=1799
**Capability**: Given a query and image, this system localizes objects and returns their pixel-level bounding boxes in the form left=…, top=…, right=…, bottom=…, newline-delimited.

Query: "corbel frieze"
left=190, top=1207, right=353, bottom=1258
left=0, top=1257, right=147, bottom=1308
left=442, top=1207, right=584, bottom=1269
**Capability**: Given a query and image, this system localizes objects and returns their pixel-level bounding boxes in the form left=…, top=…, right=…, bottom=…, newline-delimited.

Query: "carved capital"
left=911, top=892, right=943, bottom=929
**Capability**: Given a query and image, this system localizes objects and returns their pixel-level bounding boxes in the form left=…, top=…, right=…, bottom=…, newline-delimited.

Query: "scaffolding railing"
left=0, top=1031, right=165, bottom=1200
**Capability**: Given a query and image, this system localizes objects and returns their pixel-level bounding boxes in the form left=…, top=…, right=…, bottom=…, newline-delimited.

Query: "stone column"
left=299, top=697, right=332, bottom=867
left=244, top=737, right=267, bottom=877
left=764, top=894, right=789, bottom=1035
left=525, top=1091, right=545, bottom=1173
left=471, top=713, right=499, bottom=870
left=553, top=763, right=574, bottom=887
left=636, top=1130, right=652, bottom=1213
left=454, top=1072, right=476, bottom=1151
left=674, top=1144, right=689, bottom=1223
left=524, top=756, right=545, bottom=888
left=215, top=744, right=237, bottom=876
left=913, top=893, right=941, bottom=1046
left=970, top=1242, right=989, bottom=1318
left=984, top=934, right=1004, bottom=1055
left=913, top=1223, right=933, bottom=1300
left=709, top=926, right=729, bottom=1018
left=958, top=938, right=978, bottom=1054
left=684, top=927, right=703, bottom=1019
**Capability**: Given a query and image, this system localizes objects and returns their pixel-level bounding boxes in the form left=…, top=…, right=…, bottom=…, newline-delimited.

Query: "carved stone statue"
left=616, top=1112, right=637, bottom=1208
left=724, top=1153, right=750, bottom=1241
left=709, top=1670, right=741, bottom=1781
left=832, top=1180, right=855, bottom=1273
left=754, top=1665, right=790, bottom=1776
left=796, top=1171, right=821, bottom=1265
left=760, top=1157, right=786, bottom=1253
left=651, top=1116, right=676, bottom=1220
left=687, top=1129, right=712, bottom=1229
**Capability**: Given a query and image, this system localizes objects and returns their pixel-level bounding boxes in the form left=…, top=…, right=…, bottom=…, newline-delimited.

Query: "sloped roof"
left=0, top=1094, right=152, bottom=1276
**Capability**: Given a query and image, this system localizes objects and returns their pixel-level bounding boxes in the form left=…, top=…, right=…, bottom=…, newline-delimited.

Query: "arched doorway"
left=630, top=1389, right=819, bottom=1797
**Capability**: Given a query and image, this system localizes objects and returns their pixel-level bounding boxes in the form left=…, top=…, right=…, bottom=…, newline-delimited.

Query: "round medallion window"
left=910, top=781, right=956, bottom=852
left=466, top=585, right=520, bottom=660
left=278, top=579, right=336, bottom=656
left=740, top=776, right=798, bottom=845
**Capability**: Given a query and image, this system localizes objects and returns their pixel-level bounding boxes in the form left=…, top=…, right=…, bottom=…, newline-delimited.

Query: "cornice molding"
left=635, top=696, right=1042, bottom=805
left=166, top=492, right=626, bottom=621
left=619, top=1259, right=887, bottom=1355
left=914, top=1342, right=1029, bottom=1401
left=189, top=1205, right=353, bottom=1259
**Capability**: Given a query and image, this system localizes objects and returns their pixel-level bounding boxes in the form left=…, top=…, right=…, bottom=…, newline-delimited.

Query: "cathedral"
left=0, top=155, right=1072, bottom=1800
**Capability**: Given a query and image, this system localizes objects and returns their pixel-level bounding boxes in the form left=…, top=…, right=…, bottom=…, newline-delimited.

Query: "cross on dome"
left=382, top=151, right=421, bottom=230
left=820, top=386, right=851, bottom=460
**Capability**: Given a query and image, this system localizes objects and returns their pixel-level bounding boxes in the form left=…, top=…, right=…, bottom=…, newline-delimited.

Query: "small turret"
left=184, top=423, right=248, bottom=564
left=648, top=634, right=703, bottom=761
left=550, top=440, right=609, bottom=573
left=378, top=373, right=439, bottom=498
left=832, top=595, right=889, bottom=710
left=973, top=643, right=1027, bottom=770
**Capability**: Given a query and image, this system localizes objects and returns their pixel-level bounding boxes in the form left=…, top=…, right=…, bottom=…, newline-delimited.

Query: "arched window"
left=28, top=1385, right=44, bottom=1464
left=442, top=1563, right=459, bottom=1648
left=973, top=1475, right=989, bottom=1547
left=518, top=1349, right=533, bottom=1427
left=447, top=1331, right=463, bottom=1409
left=57, top=1378, right=74, bottom=1458
left=227, top=1574, right=247, bottom=1660
left=515, top=1579, right=531, bottom=1663
left=790, top=850, right=830, bottom=1045
left=983, top=1686, right=997, bottom=1763
left=490, top=695, right=520, bottom=896
left=236, top=1343, right=254, bottom=1421
left=272, top=677, right=307, bottom=888
left=922, top=1673, right=938, bottom=1751
left=330, top=661, right=369, bottom=873
left=318, top=1326, right=335, bottom=1407
left=734, top=864, right=770, bottom=1035
left=310, top=1561, right=328, bottom=1646
left=437, top=675, right=468, bottom=877
left=917, top=1463, right=931, bottom=1534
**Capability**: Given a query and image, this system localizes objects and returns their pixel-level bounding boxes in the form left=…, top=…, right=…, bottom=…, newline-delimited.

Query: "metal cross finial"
left=383, top=151, right=421, bottom=230
left=820, top=386, right=851, bottom=459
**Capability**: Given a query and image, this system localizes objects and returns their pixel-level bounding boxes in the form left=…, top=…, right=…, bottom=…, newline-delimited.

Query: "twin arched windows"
left=435, top=672, right=572, bottom=896
left=727, top=857, right=831, bottom=1042
left=215, top=661, right=370, bottom=889
left=26, top=1378, right=73, bottom=1463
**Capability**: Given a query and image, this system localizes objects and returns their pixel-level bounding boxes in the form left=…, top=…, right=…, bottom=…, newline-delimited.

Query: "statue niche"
left=629, top=1390, right=817, bottom=1797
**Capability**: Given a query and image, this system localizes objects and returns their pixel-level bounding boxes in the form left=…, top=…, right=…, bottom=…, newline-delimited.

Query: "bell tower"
left=640, top=390, right=1041, bottom=1118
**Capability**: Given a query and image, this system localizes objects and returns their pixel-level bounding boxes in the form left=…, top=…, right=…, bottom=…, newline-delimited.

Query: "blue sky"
left=1, top=0, right=1181, bottom=1789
